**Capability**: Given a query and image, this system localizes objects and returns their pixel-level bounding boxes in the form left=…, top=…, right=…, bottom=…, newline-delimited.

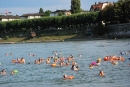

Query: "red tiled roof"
left=93, top=3, right=103, bottom=10
left=90, top=3, right=103, bottom=11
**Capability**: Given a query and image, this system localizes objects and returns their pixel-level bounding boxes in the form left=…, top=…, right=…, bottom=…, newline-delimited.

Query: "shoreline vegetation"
left=0, top=29, right=129, bottom=44
left=0, top=36, right=128, bottom=44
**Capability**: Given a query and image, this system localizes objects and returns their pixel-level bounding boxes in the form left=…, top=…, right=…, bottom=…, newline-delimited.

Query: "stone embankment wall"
left=106, top=23, right=130, bottom=38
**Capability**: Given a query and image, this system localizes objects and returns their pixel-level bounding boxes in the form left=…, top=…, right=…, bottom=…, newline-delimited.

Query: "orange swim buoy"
left=51, top=63, right=56, bottom=67
left=104, top=57, right=109, bottom=61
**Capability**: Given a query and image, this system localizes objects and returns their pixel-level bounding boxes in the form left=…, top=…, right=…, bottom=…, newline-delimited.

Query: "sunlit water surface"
left=0, top=39, right=130, bottom=87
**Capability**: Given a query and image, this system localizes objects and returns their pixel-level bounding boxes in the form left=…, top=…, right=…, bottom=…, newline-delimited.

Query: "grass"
left=0, top=29, right=86, bottom=43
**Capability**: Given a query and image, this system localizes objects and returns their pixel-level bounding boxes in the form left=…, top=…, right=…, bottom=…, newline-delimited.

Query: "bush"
left=41, top=34, right=44, bottom=37
left=5, top=36, right=10, bottom=40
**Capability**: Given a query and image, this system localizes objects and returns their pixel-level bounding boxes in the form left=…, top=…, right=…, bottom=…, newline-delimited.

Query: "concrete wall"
left=106, top=23, right=130, bottom=38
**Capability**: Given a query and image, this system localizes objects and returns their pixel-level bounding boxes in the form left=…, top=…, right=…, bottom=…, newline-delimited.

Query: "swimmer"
left=72, top=61, right=77, bottom=65
left=54, top=51, right=58, bottom=56
left=16, top=58, right=20, bottom=63
left=28, top=62, right=31, bottom=64
left=97, top=58, right=101, bottom=63
left=29, top=53, right=31, bottom=56
left=11, top=70, right=15, bottom=74
left=21, top=57, right=25, bottom=63
left=0, top=69, right=6, bottom=75
left=5, top=53, right=8, bottom=56
left=112, top=61, right=118, bottom=65
left=96, top=60, right=101, bottom=66
left=59, top=62, right=64, bottom=66
left=32, top=54, right=35, bottom=56
left=91, top=61, right=97, bottom=66
left=78, top=54, right=82, bottom=57
left=63, top=74, right=74, bottom=80
left=99, top=70, right=105, bottom=77
left=89, top=64, right=93, bottom=69
left=11, top=70, right=18, bottom=74
left=74, top=66, right=79, bottom=71
left=10, top=52, right=13, bottom=55
left=71, top=64, right=79, bottom=71
left=65, top=62, right=69, bottom=66
left=71, top=64, right=75, bottom=70
left=46, top=57, right=50, bottom=64
left=39, top=58, right=44, bottom=63
left=35, top=59, right=40, bottom=64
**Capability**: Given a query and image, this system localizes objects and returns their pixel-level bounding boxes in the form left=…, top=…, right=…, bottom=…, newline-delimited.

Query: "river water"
left=0, top=39, right=130, bottom=87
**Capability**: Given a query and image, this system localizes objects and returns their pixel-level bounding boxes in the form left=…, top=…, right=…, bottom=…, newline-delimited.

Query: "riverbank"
left=0, top=29, right=129, bottom=44
left=1, top=37, right=129, bottom=44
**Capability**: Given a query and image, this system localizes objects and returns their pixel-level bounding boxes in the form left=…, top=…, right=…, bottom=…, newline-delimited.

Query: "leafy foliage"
left=44, top=10, right=51, bottom=16
left=39, top=8, right=44, bottom=13
left=101, top=0, right=130, bottom=24
left=71, top=0, right=81, bottom=14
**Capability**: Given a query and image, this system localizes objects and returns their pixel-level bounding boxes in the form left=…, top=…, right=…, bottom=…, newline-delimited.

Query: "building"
left=20, top=13, right=44, bottom=20
left=50, top=10, right=71, bottom=17
left=50, top=9, right=90, bottom=17
left=0, top=16, right=20, bottom=22
left=90, top=2, right=111, bottom=11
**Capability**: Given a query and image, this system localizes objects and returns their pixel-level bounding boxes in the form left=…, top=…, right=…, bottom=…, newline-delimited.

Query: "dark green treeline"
left=0, top=12, right=99, bottom=34
left=0, top=0, right=130, bottom=34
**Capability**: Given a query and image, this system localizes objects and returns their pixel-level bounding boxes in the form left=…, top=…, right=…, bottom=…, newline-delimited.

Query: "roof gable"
left=90, top=2, right=110, bottom=11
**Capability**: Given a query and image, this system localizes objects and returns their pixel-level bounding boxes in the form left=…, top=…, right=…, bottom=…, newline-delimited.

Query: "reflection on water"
left=0, top=39, right=130, bottom=87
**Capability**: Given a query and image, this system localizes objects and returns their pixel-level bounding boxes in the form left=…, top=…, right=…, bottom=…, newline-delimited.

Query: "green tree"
left=39, top=8, right=44, bottom=13
left=71, top=0, right=81, bottom=14
left=101, top=4, right=114, bottom=23
left=44, top=10, right=51, bottom=16
left=0, top=22, right=6, bottom=34
left=58, top=11, right=64, bottom=16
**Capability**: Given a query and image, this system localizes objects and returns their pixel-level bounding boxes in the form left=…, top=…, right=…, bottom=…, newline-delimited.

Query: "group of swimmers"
left=89, top=58, right=101, bottom=69
left=89, top=54, right=127, bottom=77
left=0, top=69, right=18, bottom=75
left=88, top=58, right=105, bottom=77
left=2, top=51, right=129, bottom=80
left=103, top=55, right=125, bottom=65
left=12, top=57, right=26, bottom=64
